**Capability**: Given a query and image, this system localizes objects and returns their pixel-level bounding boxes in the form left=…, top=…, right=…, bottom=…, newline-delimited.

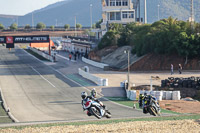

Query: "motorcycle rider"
left=91, top=88, right=97, bottom=98
left=81, top=92, right=106, bottom=114
left=138, top=93, right=148, bottom=108
left=146, top=94, right=160, bottom=108
left=139, top=93, right=159, bottom=113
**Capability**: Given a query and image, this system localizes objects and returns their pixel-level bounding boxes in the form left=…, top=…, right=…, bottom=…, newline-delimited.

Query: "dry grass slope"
left=0, top=119, right=200, bottom=133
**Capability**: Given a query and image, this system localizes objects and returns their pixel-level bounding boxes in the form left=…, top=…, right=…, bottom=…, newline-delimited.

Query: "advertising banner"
left=0, top=36, right=6, bottom=43
left=13, top=35, right=49, bottom=43
left=6, top=36, right=14, bottom=44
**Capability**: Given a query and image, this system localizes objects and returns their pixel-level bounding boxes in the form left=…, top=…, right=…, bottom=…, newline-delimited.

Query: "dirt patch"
left=89, top=46, right=118, bottom=62
left=160, top=100, right=200, bottom=114
left=131, top=53, right=200, bottom=71
left=0, top=119, right=199, bottom=133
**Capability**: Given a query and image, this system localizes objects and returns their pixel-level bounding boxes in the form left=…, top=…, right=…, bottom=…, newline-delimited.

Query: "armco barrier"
left=29, top=47, right=54, bottom=62
left=78, top=68, right=108, bottom=86
left=127, top=90, right=181, bottom=101
left=82, top=57, right=109, bottom=69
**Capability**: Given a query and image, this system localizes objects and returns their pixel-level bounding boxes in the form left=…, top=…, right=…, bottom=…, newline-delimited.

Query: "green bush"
left=98, top=31, right=118, bottom=49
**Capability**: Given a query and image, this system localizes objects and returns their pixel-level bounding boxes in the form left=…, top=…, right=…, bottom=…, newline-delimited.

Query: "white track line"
left=30, top=66, right=56, bottom=88
left=22, top=48, right=132, bottom=109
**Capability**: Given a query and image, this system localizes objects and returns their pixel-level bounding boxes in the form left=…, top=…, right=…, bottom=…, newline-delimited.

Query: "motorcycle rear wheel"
left=105, top=111, right=111, bottom=118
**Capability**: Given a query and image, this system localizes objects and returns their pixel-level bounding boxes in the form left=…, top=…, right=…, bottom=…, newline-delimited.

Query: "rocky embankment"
left=89, top=46, right=200, bottom=71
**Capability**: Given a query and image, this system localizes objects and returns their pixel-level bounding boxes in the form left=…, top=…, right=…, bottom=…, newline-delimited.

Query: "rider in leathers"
left=139, top=93, right=159, bottom=114
left=81, top=92, right=106, bottom=116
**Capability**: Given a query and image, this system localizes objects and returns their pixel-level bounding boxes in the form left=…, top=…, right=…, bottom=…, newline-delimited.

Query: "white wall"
left=29, top=47, right=54, bottom=62
left=82, top=57, right=109, bottom=69
left=126, top=90, right=181, bottom=101
left=78, top=68, right=108, bottom=86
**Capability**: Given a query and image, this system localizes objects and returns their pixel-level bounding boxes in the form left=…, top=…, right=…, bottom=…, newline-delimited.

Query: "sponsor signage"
left=0, top=36, right=6, bottom=43
left=6, top=36, right=14, bottom=44
left=13, top=35, right=49, bottom=43
left=0, top=35, right=49, bottom=44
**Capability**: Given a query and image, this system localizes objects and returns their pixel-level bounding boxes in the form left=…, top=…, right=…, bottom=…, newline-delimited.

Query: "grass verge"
left=0, top=97, right=13, bottom=123
left=25, top=49, right=49, bottom=61
left=105, top=97, right=182, bottom=115
left=0, top=117, right=13, bottom=124
left=3, top=114, right=200, bottom=130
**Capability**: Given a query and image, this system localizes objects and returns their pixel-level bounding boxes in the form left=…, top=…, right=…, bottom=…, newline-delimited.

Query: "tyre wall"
left=126, top=90, right=181, bottom=101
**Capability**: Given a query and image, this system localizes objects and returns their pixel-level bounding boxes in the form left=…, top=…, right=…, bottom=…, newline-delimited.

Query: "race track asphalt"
left=0, top=45, right=154, bottom=123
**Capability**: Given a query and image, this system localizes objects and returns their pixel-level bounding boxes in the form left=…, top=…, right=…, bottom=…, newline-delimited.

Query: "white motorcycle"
left=82, top=98, right=111, bottom=119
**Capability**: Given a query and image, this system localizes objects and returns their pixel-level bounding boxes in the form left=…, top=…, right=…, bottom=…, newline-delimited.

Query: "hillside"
left=0, top=0, right=102, bottom=27
left=0, top=0, right=200, bottom=27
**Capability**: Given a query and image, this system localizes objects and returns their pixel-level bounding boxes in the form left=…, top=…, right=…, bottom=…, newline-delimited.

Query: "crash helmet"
left=81, top=92, right=87, bottom=99
left=139, top=94, right=143, bottom=98
left=93, top=88, right=96, bottom=91
left=147, top=95, right=152, bottom=100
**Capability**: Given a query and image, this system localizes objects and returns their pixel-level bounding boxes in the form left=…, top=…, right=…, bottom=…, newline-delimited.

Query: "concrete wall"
left=78, top=68, right=108, bottom=86
left=82, top=57, right=109, bottom=69
left=29, top=47, right=54, bottom=62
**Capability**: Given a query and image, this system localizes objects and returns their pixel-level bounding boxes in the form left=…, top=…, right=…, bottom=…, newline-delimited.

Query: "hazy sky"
left=0, top=0, right=64, bottom=15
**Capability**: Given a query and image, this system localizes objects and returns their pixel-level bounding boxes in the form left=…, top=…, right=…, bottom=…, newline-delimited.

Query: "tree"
left=0, top=23, right=4, bottom=30
left=76, top=23, right=82, bottom=29
left=83, top=29, right=95, bottom=36
left=24, top=24, right=31, bottom=30
left=95, top=19, right=103, bottom=28
left=50, top=25, right=55, bottom=31
left=92, top=24, right=96, bottom=29
left=64, top=24, right=70, bottom=30
left=98, top=30, right=118, bottom=49
left=10, top=23, right=18, bottom=30
left=36, top=22, right=46, bottom=30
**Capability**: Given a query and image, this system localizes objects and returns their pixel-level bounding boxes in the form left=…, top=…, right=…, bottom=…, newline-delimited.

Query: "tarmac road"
left=0, top=45, right=152, bottom=123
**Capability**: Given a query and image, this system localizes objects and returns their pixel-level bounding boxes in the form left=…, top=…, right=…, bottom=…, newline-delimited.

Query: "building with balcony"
left=101, top=0, right=135, bottom=32
left=92, top=0, right=137, bottom=39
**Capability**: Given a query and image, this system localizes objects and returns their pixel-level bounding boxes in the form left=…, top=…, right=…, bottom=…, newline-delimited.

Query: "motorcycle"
left=143, top=98, right=161, bottom=116
left=82, top=98, right=111, bottom=119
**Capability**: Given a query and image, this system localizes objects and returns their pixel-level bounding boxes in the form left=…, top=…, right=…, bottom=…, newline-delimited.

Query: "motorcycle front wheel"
left=90, top=107, right=102, bottom=119
left=150, top=106, right=157, bottom=116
